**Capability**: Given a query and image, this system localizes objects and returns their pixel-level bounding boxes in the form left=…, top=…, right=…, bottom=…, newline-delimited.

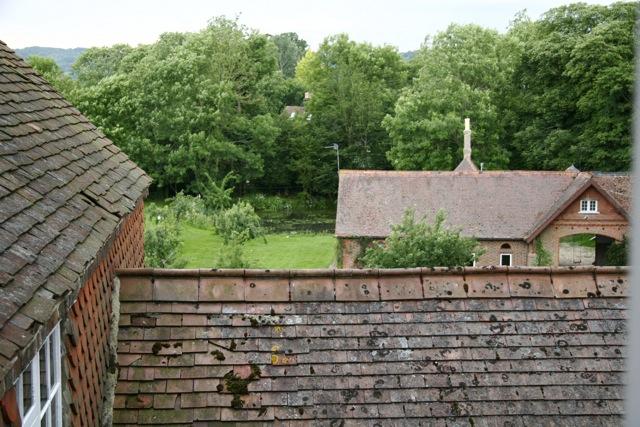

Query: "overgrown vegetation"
left=534, top=238, right=552, bottom=266
left=213, top=202, right=265, bottom=268
left=360, top=209, right=482, bottom=268
left=144, top=204, right=187, bottom=268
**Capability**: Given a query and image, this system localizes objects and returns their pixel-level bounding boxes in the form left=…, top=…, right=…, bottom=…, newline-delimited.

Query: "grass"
left=561, top=234, right=595, bottom=248
left=179, top=224, right=336, bottom=268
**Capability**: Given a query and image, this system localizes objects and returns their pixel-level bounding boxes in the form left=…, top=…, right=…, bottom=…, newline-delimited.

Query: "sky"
left=0, top=0, right=620, bottom=52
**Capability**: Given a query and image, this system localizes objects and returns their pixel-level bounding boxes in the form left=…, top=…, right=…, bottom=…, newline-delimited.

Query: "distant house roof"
left=114, top=267, right=627, bottom=425
left=0, top=40, right=151, bottom=391
left=336, top=170, right=630, bottom=240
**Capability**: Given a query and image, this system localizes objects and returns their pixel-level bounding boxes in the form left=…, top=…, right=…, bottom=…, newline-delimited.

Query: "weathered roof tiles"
left=114, top=267, right=627, bottom=425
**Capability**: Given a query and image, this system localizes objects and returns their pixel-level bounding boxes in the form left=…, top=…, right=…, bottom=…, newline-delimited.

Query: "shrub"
left=213, top=202, right=265, bottom=268
left=360, top=209, right=482, bottom=268
left=169, top=191, right=212, bottom=228
left=144, top=205, right=186, bottom=268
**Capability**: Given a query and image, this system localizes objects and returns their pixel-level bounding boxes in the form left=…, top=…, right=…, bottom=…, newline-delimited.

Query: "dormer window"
left=580, top=199, right=598, bottom=213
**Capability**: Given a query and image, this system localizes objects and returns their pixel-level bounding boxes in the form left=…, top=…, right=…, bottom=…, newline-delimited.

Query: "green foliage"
left=26, top=56, right=76, bottom=97
left=16, top=46, right=85, bottom=74
left=168, top=191, right=212, bottom=228
left=296, top=34, right=409, bottom=176
left=534, top=238, right=552, bottom=266
left=507, top=2, right=634, bottom=170
left=361, top=209, right=482, bottom=268
left=197, top=172, right=236, bottom=212
left=72, top=17, right=285, bottom=193
left=144, top=205, right=187, bottom=268
left=271, top=32, right=308, bottom=78
left=213, top=202, right=265, bottom=268
left=606, top=236, right=628, bottom=266
left=384, top=24, right=513, bottom=170
left=72, top=44, right=134, bottom=86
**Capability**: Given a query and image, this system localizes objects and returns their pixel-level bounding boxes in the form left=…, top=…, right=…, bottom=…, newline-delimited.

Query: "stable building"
left=336, top=119, right=630, bottom=268
left=0, top=41, right=150, bottom=426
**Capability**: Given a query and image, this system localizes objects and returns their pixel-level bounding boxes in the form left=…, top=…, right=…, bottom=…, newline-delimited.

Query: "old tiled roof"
left=115, top=267, right=626, bottom=425
left=336, top=169, right=630, bottom=240
left=0, top=41, right=151, bottom=392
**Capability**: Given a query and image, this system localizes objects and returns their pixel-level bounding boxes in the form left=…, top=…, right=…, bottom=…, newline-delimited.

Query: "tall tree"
left=26, top=55, right=76, bottom=96
left=271, top=32, right=308, bottom=78
left=507, top=2, right=634, bottom=171
left=384, top=24, right=514, bottom=171
left=296, top=34, right=408, bottom=177
left=72, top=18, right=286, bottom=193
left=72, top=44, right=134, bottom=86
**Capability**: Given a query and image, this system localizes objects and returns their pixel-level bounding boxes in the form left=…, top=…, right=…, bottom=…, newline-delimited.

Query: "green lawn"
left=180, top=224, right=336, bottom=268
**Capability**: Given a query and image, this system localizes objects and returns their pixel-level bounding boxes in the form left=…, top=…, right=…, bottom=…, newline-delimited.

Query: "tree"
left=72, top=44, right=134, bottom=86
left=72, top=17, right=285, bottom=194
left=507, top=2, right=634, bottom=171
left=26, top=55, right=75, bottom=97
left=271, top=32, right=308, bottom=78
left=384, top=24, right=513, bottom=171
left=213, top=202, right=265, bottom=267
left=296, top=35, right=409, bottom=175
left=360, top=209, right=482, bottom=268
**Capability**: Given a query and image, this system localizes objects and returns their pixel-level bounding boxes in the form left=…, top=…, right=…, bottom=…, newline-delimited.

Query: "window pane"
left=581, top=200, right=588, bottom=211
left=501, top=254, right=511, bottom=266
left=590, top=200, right=597, bottom=211
left=39, top=341, right=48, bottom=405
left=23, top=362, right=33, bottom=414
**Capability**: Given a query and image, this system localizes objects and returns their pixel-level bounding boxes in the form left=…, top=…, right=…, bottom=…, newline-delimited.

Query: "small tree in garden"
left=213, top=202, right=265, bottom=268
left=144, top=205, right=187, bottom=268
left=360, top=209, right=482, bottom=268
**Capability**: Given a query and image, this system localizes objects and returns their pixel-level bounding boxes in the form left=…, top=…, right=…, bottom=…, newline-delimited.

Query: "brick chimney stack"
left=463, top=118, right=472, bottom=160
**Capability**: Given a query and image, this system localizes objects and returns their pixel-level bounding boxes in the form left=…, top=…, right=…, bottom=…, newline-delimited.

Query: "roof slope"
left=114, top=267, right=627, bottom=425
left=0, top=41, right=150, bottom=389
left=336, top=170, right=629, bottom=239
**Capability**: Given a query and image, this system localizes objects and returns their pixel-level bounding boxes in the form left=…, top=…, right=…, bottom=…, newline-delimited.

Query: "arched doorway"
left=558, top=233, right=617, bottom=266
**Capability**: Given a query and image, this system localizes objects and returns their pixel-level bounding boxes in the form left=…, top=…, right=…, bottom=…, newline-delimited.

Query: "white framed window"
left=15, top=324, right=62, bottom=427
left=500, top=253, right=512, bottom=266
left=580, top=199, right=598, bottom=213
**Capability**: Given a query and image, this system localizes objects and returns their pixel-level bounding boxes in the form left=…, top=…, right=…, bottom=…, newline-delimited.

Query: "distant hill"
left=401, top=50, right=418, bottom=61
left=14, top=46, right=86, bottom=74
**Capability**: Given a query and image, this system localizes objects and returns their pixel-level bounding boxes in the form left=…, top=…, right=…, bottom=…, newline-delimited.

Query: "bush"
left=169, top=191, right=212, bottom=228
left=360, top=209, right=482, bottom=268
left=213, top=202, right=265, bottom=267
left=144, top=205, right=186, bottom=268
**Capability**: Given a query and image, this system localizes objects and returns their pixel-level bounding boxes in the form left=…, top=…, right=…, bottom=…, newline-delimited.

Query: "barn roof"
left=0, top=41, right=151, bottom=392
left=114, top=267, right=627, bottom=425
left=336, top=169, right=630, bottom=240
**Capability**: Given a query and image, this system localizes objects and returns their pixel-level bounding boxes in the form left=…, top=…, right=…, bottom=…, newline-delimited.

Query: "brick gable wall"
left=64, top=201, right=145, bottom=427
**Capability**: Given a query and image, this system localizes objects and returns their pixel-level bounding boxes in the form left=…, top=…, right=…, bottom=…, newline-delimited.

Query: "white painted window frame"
left=580, top=199, right=598, bottom=213
left=499, top=253, right=512, bottom=267
left=15, top=323, right=62, bottom=427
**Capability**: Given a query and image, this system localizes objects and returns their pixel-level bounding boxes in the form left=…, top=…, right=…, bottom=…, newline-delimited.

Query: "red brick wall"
left=65, top=201, right=144, bottom=427
left=475, top=240, right=530, bottom=267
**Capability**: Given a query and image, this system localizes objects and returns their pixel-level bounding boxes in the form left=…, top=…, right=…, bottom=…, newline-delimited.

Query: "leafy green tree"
left=384, top=24, right=513, bottom=170
left=271, top=32, right=308, bottom=78
left=213, top=202, right=265, bottom=267
left=72, top=44, right=134, bottom=86
left=72, top=18, right=284, bottom=193
left=361, top=209, right=482, bottom=268
left=507, top=2, right=634, bottom=171
left=296, top=34, right=409, bottom=174
left=27, top=55, right=75, bottom=97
